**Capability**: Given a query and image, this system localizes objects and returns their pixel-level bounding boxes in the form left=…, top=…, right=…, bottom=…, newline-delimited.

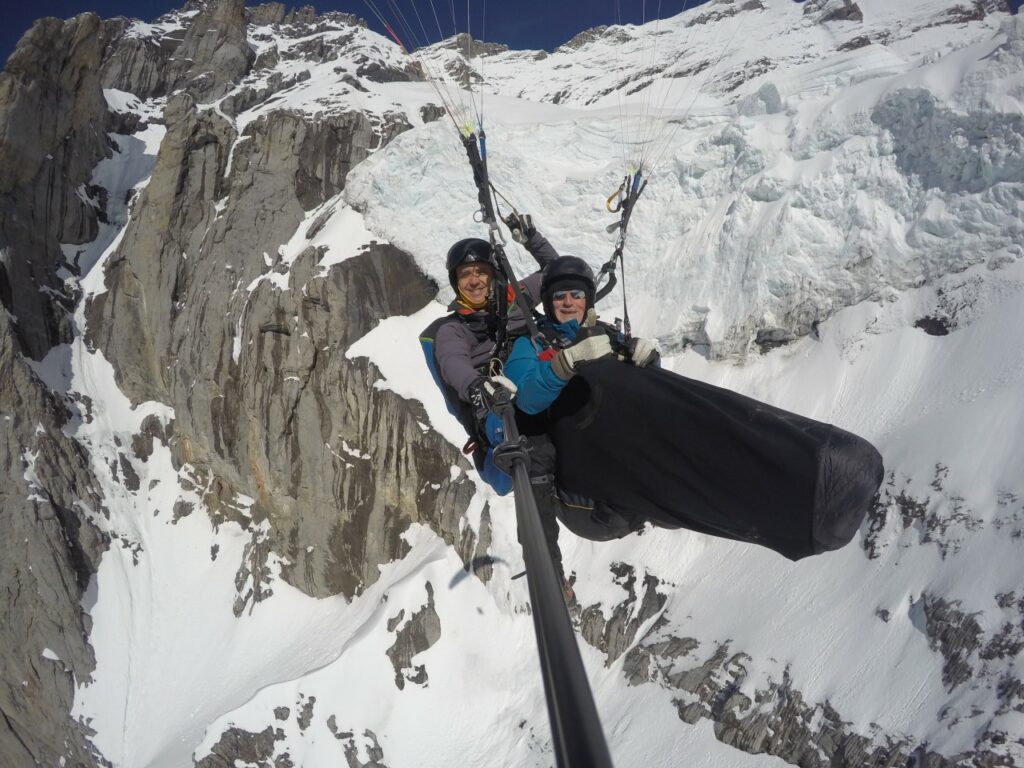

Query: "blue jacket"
left=477, top=319, right=583, bottom=491
left=503, top=319, right=583, bottom=414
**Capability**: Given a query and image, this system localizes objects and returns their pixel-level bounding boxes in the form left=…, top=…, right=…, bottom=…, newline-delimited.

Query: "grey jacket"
left=431, top=232, right=559, bottom=402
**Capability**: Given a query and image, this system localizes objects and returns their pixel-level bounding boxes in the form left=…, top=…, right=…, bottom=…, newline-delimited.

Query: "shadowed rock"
left=0, top=13, right=114, bottom=360
left=168, top=0, right=254, bottom=100
left=386, top=582, right=441, bottom=689
left=0, top=312, right=108, bottom=765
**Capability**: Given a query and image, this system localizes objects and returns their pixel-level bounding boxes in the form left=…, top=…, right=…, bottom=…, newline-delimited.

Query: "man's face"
left=552, top=287, right=587, bottom=324
left=456, top=262, right=494, bottom=305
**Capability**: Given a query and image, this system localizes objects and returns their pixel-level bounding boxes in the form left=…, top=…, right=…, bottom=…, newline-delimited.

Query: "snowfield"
left=35, top=0, right=1024, bottom=765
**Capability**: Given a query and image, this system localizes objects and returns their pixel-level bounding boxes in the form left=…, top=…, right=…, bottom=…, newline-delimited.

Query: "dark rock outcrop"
left=195, top=725, right=290, bottom=768
left=918, top=595, right=983, bottom=690
left=689, top=0, right=766, bottom=27
left=576, top=562, right=667, bottom=663
left=438, top=32, right=508, bottom=57
left=100, top=21, right=181, bottom=99
left=0, top=13, right=114, bottom=360
left=623, top=616, right=959, bottom=768
left=248, top=3, right=287, bottom=27
left=167, top=0, right=254, bottom=100
left=219, top=70, right=312, bottom=117
left=0, top=18, right=120, bottom=762
left=863, top=466, right=984, bottom=560
left=925, top=1, right=1011, bottom=28
left=803, top=0, right=865, bottom=24
left=83, top=88, right=482, bottom=603
left=386, top=582, right=442, bottom=689
left=0, top=310, right=108, bottom=765
left=340, top=730, right=388, bottom=768
left=561, top=26, right=612, bottom=50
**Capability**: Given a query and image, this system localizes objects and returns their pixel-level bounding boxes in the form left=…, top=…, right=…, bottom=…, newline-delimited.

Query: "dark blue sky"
left=3, top=1, right=1021, bottom=71
left=1, top=1, right=701, bottom=69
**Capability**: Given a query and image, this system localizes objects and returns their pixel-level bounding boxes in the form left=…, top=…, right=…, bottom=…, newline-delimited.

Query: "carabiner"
left=605, top=177, right=627, bottom=213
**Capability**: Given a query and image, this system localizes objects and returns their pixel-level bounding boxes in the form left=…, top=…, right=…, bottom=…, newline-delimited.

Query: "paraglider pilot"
left=420, top=215, right=573, bottom=582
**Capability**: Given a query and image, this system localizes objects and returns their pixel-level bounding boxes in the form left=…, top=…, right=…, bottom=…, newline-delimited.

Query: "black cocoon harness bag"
left=546, top=360, right=884, bottom=561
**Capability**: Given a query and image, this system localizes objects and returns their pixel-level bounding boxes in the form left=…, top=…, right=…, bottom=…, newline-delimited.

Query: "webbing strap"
left=597, top=172, right=647, bottom=337
left=461, top=132, right=545, bottom=349
left=493, top=245, right=544, bottom=343
left=462, top=133, right=498, bottom=225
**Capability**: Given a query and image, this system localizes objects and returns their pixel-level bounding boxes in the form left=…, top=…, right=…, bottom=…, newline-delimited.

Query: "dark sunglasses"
left=552, top=288, right=586, bottom=301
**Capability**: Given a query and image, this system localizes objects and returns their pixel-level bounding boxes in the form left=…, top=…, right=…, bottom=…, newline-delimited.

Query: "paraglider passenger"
left=421, top=214, right=558, bottom=481
left=505, top=256, right=884, bottom=562
left=500, top=256, right=661, bottom=543
left=504, top=255, right=659, bottom=415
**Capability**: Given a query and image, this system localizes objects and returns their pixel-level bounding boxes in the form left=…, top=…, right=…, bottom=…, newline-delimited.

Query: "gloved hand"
left=503, top=212, right=536, bottom=244
left=469, top=375, right=518, bottom=417
left=550, top=313, right=613, bottom=380
left=628, top=337, right=660, bottom=368
left=573, top=308, right=601, bottom=341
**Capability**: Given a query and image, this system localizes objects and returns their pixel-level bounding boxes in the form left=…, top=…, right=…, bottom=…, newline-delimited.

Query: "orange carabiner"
left=605, top=188, right=622, bottom=213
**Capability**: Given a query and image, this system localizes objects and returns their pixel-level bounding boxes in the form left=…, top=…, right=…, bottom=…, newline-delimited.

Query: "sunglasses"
left=552, top=289, right=586, bottom=301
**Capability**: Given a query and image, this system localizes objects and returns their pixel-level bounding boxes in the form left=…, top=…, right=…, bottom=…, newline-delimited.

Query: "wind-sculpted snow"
left=873, top=89, right=1024, bottom=195
left=349, top=13, right=1023, bottom=359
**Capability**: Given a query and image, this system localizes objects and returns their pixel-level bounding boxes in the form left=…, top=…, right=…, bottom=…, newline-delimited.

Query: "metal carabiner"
left=605, top=177, right=627, bottom=213
left=489, top=220, right=507, bottom=247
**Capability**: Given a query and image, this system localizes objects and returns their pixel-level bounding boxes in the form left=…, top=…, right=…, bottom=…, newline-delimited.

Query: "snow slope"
left=44, top=0, right=1024, bottom=765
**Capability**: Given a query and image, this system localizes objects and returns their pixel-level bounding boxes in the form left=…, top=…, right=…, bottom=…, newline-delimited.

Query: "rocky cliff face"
left=0, top=13, right=115, bottom=360
left=0, top=309, right=109, bottom=766
left=83, top=76, right=480, bottom=604
left=0, top=2, right=483, bottom=764
left=0, top=13, right=119, bottom=765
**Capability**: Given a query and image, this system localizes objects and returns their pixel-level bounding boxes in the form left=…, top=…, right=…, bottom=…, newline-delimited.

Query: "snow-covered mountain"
left=1, top=0, right=1022, bottom=766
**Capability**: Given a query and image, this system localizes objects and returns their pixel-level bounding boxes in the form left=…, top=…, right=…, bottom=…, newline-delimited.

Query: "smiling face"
left=551, top=287, right=587, bottom=324
left=455, top=262, right=494, bottom=306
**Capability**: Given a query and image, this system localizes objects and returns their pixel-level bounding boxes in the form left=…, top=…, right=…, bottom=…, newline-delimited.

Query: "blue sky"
left=1, top=1, right=704, bottom=68
left=2, top=1, right=1021, bottom=72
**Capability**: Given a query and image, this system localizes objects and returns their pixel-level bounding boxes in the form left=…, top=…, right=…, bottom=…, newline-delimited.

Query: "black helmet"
left=541, top=255, right=596, bottom=318
left=446, top=238, right=495, bottom=288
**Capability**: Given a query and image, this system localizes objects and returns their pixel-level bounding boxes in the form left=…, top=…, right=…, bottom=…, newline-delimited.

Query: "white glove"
left=484, top=375, right=518, bottom=397
left=469, top=375, right=518, bottom=416
left=628, top=337, right=659, bottom=368
left=550, top=335, right=613, bottom=380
